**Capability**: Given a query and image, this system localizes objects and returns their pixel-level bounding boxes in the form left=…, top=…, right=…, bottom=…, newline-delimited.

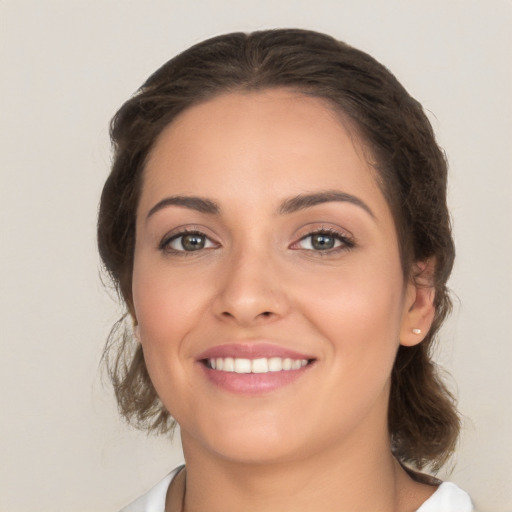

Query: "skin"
left=132, top=89, right=437, bottom=511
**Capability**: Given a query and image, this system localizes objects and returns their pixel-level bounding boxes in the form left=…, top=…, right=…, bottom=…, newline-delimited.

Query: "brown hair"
left=98, top=28, right=459, bottom=472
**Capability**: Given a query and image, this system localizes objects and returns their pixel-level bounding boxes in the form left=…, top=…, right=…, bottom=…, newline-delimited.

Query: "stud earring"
left=412, top=328, right=422, bottom=335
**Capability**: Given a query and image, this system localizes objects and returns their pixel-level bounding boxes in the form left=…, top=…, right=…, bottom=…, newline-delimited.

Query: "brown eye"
left=180, top=233, right=206, bottom=251
left=162, top=231, right=216, bottom=253
left=310, top=233, right=336, bottom=250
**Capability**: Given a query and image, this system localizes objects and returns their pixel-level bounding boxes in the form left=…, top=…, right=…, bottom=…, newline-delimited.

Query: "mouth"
left=196, top=343, right=316, bottom=394
left=203, top=356, right=313, bottom=373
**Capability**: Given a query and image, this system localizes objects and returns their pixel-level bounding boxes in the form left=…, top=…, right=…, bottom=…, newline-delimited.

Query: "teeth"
left=234, top=358, right=252, bottom=373
left=252, top=358, right=268, bottom=373
left=291, top=359, right=302, bottom=370
left=207, top=357, right=309, bottom=373
left=268, top=357, right=283, bottom=372
left=223, top=357, right=234, bottom=372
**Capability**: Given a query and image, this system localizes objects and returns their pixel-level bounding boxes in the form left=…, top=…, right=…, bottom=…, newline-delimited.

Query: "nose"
left=212, top=249, right=290, bottom=327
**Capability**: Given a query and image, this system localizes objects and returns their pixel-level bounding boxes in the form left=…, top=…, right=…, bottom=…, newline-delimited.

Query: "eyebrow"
left=146, top=190, right=374, bottom=221
left=278, top=190, right=375, bottom=218
left=146, top=196, right=220, bottom=220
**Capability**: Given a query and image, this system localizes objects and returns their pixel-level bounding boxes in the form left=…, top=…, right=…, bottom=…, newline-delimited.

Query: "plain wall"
left=1, top=1, right=511, bottom=511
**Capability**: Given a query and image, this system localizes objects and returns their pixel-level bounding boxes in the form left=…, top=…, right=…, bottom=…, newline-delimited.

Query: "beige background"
left=1, top=1, right=511, bottom=511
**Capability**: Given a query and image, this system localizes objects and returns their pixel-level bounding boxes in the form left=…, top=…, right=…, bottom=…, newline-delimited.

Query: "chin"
left=180, top=410, right=314, bottom=466
left=209, top=434, right=306, bottom=465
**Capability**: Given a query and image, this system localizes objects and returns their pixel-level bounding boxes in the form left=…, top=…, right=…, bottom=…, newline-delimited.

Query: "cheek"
left=131, top=257, right=220, bottom=400
left=132, top=257, right=206, bottom=341
left=131, top=260, right=200, bottom=414
left=298, top=266, right=405, bottom=424
left=294, top=256, right=406, bottom=373
left=301, top=262, right=404, bottom=332
left=131, top=261, right=186, bottom=391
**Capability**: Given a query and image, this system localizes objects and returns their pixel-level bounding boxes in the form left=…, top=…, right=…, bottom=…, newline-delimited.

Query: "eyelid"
left=158, top=226, right=220, bottom=253
left=290, top=226, right=355, bottom=252
left=157, top=224, right=354, bottom=255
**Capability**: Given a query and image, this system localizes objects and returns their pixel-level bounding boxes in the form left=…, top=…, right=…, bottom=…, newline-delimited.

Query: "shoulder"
left=416, top=482, right=473, bottom=512
left=118, top=466, right=183, bottom=512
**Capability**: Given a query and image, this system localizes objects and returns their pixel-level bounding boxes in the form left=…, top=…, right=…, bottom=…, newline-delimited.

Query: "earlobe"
left=400, top=261, right=436, bottom=347
left=133, top=324, right=141, bottom=342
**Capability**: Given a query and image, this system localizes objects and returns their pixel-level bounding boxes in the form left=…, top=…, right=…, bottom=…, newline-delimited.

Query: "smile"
left=197, top=343, right=316, bottom=393
left=207, top=357, right=310, bottom=373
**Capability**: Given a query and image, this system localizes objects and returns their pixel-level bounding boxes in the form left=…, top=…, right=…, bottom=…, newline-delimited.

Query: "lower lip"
left=199, top=362, right=313, bottom=394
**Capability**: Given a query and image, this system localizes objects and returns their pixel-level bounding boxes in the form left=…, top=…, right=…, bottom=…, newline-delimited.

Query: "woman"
left=98, top=29, right=473, bottom=511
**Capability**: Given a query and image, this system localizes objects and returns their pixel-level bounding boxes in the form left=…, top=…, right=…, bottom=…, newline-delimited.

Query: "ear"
left=131, top=315, right=141, bottom=342
left=400, top=260, right=436, bottom=347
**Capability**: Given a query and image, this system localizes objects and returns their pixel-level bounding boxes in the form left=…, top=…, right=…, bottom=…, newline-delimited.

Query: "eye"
left=160, top=231, right=217, bottom=253
left=294, top=230, right=354, bottom=252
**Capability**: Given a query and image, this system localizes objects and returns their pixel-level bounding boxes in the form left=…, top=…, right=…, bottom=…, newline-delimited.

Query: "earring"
left=133, top=324, right=141, bottom=341
left=412, top=328, right=422, bottom=335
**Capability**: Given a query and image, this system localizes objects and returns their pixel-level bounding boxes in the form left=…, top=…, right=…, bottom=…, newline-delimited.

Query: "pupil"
left=182, top=234, right=205, bottom=251
left=312, top=234, right=334, bottom=250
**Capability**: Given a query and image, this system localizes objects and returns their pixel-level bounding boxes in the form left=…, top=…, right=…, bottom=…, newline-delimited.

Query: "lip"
left=196, top=342, right=314, bottom=361
left=196, top=342, right=316, bottom=395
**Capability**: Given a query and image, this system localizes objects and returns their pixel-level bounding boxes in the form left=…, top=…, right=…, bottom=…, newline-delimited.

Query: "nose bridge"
left=213, top=236, right=288, bottom=325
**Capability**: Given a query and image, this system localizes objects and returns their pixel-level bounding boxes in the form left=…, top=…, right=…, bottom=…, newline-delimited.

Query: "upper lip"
left=196, top=342, right=315, bottom=361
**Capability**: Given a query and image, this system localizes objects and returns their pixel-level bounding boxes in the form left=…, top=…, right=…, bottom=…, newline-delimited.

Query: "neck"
left=175, top=427, right=432, bottom=512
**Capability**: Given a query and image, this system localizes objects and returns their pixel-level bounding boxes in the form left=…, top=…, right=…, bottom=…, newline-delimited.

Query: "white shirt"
left=120, top=466, right=473, bottom=512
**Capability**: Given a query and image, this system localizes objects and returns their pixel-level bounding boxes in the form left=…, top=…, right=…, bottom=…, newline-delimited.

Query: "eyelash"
left=159, top=228, right=355, bottom=256
left=159, top=229, right=218, bottom=256
left=293, top=228, right=355, bottom=255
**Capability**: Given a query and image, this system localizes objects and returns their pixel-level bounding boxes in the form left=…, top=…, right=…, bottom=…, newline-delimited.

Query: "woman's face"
left=133, top=90, right=423, bottom=465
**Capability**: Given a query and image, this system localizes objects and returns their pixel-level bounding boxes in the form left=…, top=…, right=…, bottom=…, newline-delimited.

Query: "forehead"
left=140, top=89, right=387, bottom=218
